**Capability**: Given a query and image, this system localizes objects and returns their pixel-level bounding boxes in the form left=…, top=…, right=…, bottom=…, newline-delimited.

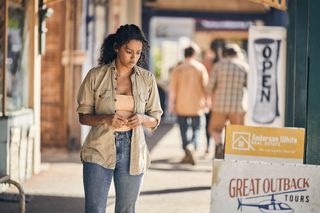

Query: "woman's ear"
left=113, top=43, right=118, bottom=52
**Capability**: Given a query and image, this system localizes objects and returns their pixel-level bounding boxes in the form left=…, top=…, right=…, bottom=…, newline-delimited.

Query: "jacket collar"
left=109, top=60, right=141, bottom=76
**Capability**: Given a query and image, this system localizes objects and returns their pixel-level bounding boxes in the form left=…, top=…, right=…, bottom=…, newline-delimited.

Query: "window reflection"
left=6, top=5, right=27, bottom=111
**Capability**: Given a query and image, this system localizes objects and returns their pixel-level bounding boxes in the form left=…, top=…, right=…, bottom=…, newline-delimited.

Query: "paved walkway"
left=0, top=123, right=214, bottom=213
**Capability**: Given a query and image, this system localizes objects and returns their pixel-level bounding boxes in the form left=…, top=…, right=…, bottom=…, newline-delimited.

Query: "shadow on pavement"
left=148, top=166, right=211, bottom=173
left=145, top=122, right=175, bottom=152
left=0, top=194, right=84, bottom=213
left=140, top=186, right=211, bottom=196
left=0, top=185, right=210, bottom=213
left=149, top=158, right=213, bottom=173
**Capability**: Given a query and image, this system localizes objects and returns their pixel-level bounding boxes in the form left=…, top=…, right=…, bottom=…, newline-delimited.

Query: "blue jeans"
left=177, top=115, right=202, bottom=150
left=83, top=130, right=143, bottom=213
left=205, top=111, right=212, bottom=149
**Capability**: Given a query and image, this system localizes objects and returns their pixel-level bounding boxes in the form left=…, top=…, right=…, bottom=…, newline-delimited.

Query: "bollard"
left=0, top=175, right=25, bottom=213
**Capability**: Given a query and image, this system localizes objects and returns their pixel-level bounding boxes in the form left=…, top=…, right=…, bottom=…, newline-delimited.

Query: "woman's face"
left=116, top=39, right=142, bottom=70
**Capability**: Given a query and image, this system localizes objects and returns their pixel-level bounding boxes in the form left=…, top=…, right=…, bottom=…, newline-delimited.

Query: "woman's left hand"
left=127, top=114, right=144, bottom=128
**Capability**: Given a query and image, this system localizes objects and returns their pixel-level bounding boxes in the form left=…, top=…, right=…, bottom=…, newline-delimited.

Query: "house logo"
left=232, top=132, right=255, bottom=151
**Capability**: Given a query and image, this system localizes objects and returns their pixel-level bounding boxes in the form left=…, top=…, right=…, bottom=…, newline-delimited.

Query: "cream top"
left=115, top=94, right=134, bottom=131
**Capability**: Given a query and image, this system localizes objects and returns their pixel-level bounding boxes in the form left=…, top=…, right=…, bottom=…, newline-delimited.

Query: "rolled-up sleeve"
left=77, top=69, right=95, bottom=114
left=146, top=73, right=163, bottom=131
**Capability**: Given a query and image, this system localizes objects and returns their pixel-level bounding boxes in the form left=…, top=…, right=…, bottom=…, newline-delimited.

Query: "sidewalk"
left=0, top=123, right=214, bottom=213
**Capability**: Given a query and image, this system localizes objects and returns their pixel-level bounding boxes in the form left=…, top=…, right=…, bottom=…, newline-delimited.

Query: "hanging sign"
left=195, top=19, right=253, bottom=31
left=246, top=26, right=287, bottom=127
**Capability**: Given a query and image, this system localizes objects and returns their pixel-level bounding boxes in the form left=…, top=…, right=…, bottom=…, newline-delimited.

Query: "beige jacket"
left=77, top=61, right=163, bottom=175
left=169, top=58, right=209, bottom=116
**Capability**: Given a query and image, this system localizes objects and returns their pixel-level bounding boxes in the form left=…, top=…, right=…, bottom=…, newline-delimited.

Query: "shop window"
left=0, top=0, right=28, bottom=115
left=0, top=1, right=6, bottom=114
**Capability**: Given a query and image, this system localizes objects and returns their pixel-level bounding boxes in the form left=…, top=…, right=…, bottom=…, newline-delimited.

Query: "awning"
left=144, top=0, right=269, bottom=13
left=43, top=0, right=65, bottom=4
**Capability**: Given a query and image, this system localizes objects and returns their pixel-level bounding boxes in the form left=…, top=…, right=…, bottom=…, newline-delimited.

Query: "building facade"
left=0, top=0, right=142, bottom=185
left=0, top=0, right=42, bottom=184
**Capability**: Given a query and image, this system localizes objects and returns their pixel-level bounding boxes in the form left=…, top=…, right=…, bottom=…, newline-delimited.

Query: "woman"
left=77, top=24, right=163, bottom=213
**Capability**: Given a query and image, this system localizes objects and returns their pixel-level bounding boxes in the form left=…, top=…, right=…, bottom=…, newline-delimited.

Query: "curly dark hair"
left=98, top=24, right=149, bottom=68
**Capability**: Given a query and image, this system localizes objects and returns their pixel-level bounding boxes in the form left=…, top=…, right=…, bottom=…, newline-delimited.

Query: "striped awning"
left=248, top=0, right=287, bottom=11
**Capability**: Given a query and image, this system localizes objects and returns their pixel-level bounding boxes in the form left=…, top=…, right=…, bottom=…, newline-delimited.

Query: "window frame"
left=0, top=0, right=8, bottom=116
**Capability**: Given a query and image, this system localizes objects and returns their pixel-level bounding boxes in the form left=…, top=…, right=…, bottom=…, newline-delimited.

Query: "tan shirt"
left=77, top=61, right=163, bottom=175
left=114, top=94, right=134, bottom=131
left=170, top=59, right=209, bottom=116
left=207, top=58, right=248, bottom=113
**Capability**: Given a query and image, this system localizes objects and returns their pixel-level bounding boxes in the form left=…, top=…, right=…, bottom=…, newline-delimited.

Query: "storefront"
left=1, top=0, right=144, bottom=186
left=0, top=0, right=41, bottom=184
left=236, top=0, right=320, bottom=165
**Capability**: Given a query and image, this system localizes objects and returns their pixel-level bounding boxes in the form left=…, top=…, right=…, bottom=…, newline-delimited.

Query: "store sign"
left=196, top=19, right=253, bottom=31
left=248, top=0, right=287, bottom=11
left=211, top=160, right=320, bottom=213
left=224, top=125, right=305, bottom=163
left=151, top=17, right=194, bottom=39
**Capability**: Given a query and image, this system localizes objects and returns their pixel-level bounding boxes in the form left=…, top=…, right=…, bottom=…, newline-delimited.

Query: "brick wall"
left=41, top=2, right=66, bottom=147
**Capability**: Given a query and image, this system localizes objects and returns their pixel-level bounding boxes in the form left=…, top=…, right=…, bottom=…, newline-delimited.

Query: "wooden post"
left=306, top=0, right=320, bottom=165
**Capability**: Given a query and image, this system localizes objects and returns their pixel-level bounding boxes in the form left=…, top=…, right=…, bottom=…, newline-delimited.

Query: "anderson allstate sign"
left=211, top=160, right=320, bottom=213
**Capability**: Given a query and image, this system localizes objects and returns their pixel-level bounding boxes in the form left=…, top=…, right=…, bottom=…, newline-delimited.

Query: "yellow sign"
left=225, top=125, right=305, bottom=161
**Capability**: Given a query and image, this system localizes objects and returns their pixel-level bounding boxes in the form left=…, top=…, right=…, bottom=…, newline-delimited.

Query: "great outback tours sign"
left=211, top=160, right=320, bottom=213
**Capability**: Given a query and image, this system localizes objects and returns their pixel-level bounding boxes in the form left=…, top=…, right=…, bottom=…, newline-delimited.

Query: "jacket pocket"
left=95, top=90, right=113, bottom=113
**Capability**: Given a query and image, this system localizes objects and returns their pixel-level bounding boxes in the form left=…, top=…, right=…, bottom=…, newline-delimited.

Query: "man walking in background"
left=207, top=43, right=248, bottom=159
left=169, top=46, right=209, bottom=165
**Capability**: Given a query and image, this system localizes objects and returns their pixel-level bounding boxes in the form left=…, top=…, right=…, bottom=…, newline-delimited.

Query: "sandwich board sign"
left=211, top=160, right=320, bottom=213
left=224, top=125, right=305, bottom=163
